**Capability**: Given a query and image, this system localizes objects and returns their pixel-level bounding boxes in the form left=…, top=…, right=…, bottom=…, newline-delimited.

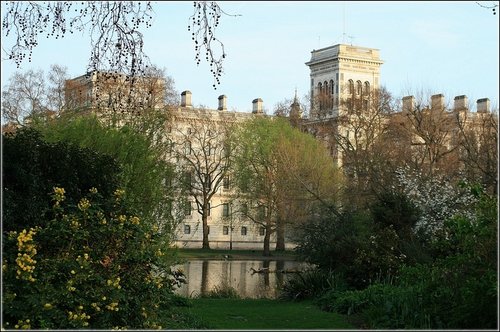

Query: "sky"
left=1, top=1, right=499, bottom=114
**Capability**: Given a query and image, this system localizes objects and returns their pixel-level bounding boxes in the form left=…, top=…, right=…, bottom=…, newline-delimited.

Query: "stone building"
left=166, top=92, right=287, bottom=249
left=62, top=43, right=497, bottom=249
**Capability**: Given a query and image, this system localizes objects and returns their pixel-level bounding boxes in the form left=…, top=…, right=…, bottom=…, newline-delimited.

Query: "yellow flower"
left=89, top=187, right=98, bottom=194
left=77, top=198, right=91, bottom=211
left=53, top=187, right=66, bottom=202
left=130, top=216, right=140, bottom=225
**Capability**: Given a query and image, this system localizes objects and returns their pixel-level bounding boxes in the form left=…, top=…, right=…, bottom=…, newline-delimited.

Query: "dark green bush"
left=3, top=127, right=120, bottom=232
left=316, top=187, right=497, bottom=329
left=279, top=269, right=348, bottom=301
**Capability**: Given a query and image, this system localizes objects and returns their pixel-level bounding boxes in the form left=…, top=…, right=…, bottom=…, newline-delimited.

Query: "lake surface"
left=173, top=259, right=309, bottom=299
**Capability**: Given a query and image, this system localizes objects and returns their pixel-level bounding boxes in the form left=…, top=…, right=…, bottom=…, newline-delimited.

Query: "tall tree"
left=1, top=69, right=47, bottom=125
left=455, top=108, right=498, bottom=194
left=233, top=117, right=342, bottom=255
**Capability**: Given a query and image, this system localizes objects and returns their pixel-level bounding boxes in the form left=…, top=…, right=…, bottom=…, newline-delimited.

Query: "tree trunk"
left=263, top=223, right=271, bottom=257
left=202, top=212, right=210, bottom=249
left=275, top=217, right=285, bottom=251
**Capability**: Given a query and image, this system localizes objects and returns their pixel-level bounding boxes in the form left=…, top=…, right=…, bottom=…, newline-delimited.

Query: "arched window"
left=364, top=81, right=370, bottom=96
left=348, top=80, right=354, bottom=95
left=330, top=80, right=334, bottom=95
left=317, top=82, right=323, bottom=110
left=357, top=81, right=362, bottom=95
left=324, top=81, right=328, bottom=95
left=241, top=226, right=247, bottom=236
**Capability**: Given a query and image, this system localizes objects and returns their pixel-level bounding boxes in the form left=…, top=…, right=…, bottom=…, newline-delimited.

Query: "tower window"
left=364, top=81, right=370, bottom=96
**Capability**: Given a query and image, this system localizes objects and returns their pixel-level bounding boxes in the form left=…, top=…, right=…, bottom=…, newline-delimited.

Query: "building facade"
left=62, top=43, right=497, bottom=250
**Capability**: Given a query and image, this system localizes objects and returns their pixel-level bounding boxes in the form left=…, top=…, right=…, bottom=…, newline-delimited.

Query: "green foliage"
left=313, top=186, right=498, bottom=329
left=2, top=127, right=120, bottom=232
left=279, top=269, right=348, bottom=301
left=2, top=186, right=183, bottom=329
left=34, top=114, right=183, bottom=235
left=294, top=210, right=387, bottom=288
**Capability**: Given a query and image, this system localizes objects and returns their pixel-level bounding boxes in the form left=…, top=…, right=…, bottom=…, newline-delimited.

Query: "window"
left=222, top=203, right=230, bottom=217
left=223, top=226, right=229, bottom=235
left=184, top=225, right=191, bottom=234
left=348, top=80, right=354, bottom=95
left=364, top=81, right=370, bottom=96
left=185, top=201, right=192, bottom=216
left=330, top=80, right=334, bottom=95
left=259, top=227, right=265, bottom=236
left=241, top=226, right=247, bottom=236
left=357, top=81, right=362, bottom=95
left=187, top=127, right=192, bottom=135
left=223, top=176, right=230, bottom=190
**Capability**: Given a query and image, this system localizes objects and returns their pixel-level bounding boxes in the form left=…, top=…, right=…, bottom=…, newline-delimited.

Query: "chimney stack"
left=252, top=98, right=263, bottom=114
left=181, top=90, right=192, bottom=108
left=477, top=98, right=490, bottom=113
left=218, top=95, right=227, bottom=111
left=402, top=95, right=415, bottom=114
left=431, top=94, right=445, bottom=110
left=453, top=95, right=468, bottom=111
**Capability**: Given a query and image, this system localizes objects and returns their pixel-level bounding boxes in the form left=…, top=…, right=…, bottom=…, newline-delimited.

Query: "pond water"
left=173, top=259, right=310, bottom=299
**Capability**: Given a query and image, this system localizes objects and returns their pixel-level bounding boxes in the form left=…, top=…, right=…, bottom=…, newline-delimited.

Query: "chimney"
left=402, top=95, right=415, bottom=114
left=181, top=90, right=192, bottom=108
left=218, top=95, right=227, bottom=111
left=431, top=93, right=445, bottom=110
left=252, top=98, right=263, bottom=114
left=477, top=98, right=490, bottom=113
left=453, top=95, right=468, bottom=111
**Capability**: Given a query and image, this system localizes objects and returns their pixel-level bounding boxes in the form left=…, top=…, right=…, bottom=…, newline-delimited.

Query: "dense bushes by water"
left=285, top=185, right=498, bottom=329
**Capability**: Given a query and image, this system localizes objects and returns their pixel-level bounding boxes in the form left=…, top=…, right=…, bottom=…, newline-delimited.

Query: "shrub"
left=2, top=186, right=182, bottom=329
left=279, top=269, right=348, bottom=301
left=2, top=127, right=120, bottom=232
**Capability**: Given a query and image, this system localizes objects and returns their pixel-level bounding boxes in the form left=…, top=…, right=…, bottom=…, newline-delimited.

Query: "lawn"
left=181, top=298, right=355, bottom=329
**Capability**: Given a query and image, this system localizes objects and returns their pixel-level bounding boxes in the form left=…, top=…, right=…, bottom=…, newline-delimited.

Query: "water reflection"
left=173, top=260, right=308, bottom=299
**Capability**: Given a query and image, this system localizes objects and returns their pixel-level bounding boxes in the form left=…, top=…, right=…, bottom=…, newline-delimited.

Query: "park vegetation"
left=278, top=91, right=498, bottom=329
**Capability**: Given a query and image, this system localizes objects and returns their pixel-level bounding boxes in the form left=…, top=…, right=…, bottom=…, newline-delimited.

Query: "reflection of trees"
left=200, top=260, right=209, bottom=294
left=275, top=260, right=285, bottom=287
left=262, top=261, right=270, bottom=286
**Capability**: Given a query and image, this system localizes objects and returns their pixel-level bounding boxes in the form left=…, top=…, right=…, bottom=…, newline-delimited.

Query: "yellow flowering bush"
left=2, top=186, right=186, bottom=329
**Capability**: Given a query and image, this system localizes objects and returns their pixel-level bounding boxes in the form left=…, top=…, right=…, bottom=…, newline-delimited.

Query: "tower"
left=305, top=44, right=383, bottom=120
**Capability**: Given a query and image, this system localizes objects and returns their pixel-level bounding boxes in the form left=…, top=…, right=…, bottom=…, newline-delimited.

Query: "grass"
left=181, top=298, right=355, bottom=329
left=173, top=248, right=298, bottom=261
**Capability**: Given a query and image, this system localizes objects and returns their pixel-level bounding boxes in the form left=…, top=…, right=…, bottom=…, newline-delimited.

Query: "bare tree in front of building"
left=171, top=112, right=236, bottom=249
left=455, top=108, right=498, bottom=194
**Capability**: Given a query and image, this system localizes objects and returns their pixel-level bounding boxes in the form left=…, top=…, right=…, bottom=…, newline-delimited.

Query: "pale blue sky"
left=1, top=1, right=499, bottom=113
